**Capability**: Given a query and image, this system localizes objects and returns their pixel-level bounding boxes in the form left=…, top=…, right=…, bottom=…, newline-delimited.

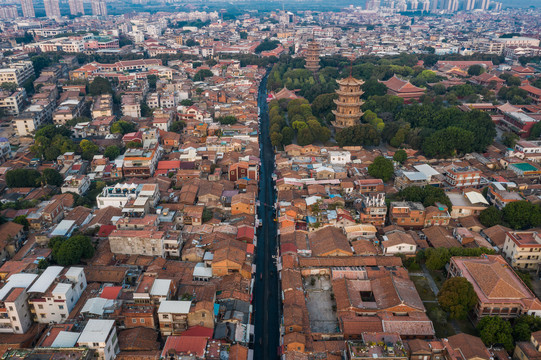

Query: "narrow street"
left=253, top=72, right=280, bottom=360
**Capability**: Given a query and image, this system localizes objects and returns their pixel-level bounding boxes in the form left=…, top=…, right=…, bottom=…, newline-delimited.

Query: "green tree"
left=126, top=141, right=142, bottom=148
left=297, top=127, right=314, bottom=146
left=368, top=156, right=394, bottom=182
left=502, top=131, right=519, bottom=148
left=79, top=139, right=99, bottom=161
left=477, top=316, right=514, bottom=351
left=255, top=39, right=280, bottom=53
left=140, top=101, right=153, bottom=117
left=0, top=82, right=18, bottom=92
left=437, top=277, right=478, bottom=320
left=217, top=115, right=237, bottom=125
left=88, top=77, right=113, bottom=96
left=104, top=145, right=121, bottom=160
left=530, top=122, right=541, bottom=139
left=513, top=315, right=541, bottom=342
left=147, top=74, right=158, bottom=90
left=193, top=69, right=214, bottom=81
left=281, top=126, right=294, bottom=145
left=240, top=31, right=248, bottom=39
left=270, top=132, right=283, bottom=147
left=13, top=215, right=29, bottom=230
left=425, top=247, right=450, bottom=270
left=393, top=149, right=407, bottom=164
left=39, top=168, right=64, bottom=187
left=66, top=116, right=90, bottom=127
left=502, top=201, right=541, bottom=230
left=362, top=78, right=387, bottom=98
left=467, top=64, right=485, bottom=76
left=202, top=208, right=213, bottom=223
left=479, top=206, right=502, bottom=227
left=6, top=169, right=41, bottom=188
left=180, top=99, right=194, bottom=106
left=111, top=120, right=136, bottom=134
left=51, top=235, right=94, bottom=266
left=170, top=121, right=185, bottom=133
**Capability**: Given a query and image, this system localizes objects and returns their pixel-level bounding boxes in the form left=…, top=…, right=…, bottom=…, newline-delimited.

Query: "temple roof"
left=382, top=75, right=425, bottom=93
left=336, top=76, right=365, bottom=86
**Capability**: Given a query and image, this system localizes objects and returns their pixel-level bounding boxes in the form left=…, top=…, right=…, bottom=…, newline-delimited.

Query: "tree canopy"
left=111, top=120, right=136, bottom=134
left=49, top=235, right=94, bottom=266
left=193, top=69, right=214, bottom=82
left=477, top=316, right=514, bottom=351
left=368, top=156, right=394, bottom=182
left=6, top=169, right=41, bottom=188
left=437, top=277, right=478, bottom=320
left=88, top=77, right=113, bottom=96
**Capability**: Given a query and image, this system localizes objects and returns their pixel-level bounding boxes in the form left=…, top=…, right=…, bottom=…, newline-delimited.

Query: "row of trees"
left=6, top=168, right=63, bottom=188
left=479, top=201, right=541, bottom=230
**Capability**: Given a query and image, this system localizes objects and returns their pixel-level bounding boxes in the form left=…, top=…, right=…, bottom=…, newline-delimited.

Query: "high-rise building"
left=44, top=0, right=60, bottom=18
left=304, top=40, right=320, bottom=73
left=20, top=0, right=35, bottom=17
left=466, top=0, right=475, bottom=10
left=365, top=0, right=380, bottom=10
left=0, top=5, right=18, bottom=19
left=91, top=0, right=107, bottom=16
left=68, top=0, right=84, bottom=15
left=331, top=76, right=364, bottom=130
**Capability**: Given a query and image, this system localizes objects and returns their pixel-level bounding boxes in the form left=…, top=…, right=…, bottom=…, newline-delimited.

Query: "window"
left=59, top=305, right=64, bottom=310
left=15, top=326, right=19, bottom=331
left=93, top=343, right=99, bottom=347
left=8, top=306, right=13, bottom=311
left=38, top=305, right=43, bottom=309
left=61, top=314, right=66, bottom=319
left=140, top=318, right=145, bottom=323
left=40, top=314, right=45, bottom=318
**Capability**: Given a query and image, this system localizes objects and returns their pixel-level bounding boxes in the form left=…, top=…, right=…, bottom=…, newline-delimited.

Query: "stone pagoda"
left=331, top=76, right=365, bottom=129
left=304, top=40, right=320, bottom=73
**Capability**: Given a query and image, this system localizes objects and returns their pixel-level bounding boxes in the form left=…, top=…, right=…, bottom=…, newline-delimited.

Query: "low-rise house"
left=486, top=183, right=523, bottom=209
left=382, top=231, right=417, bottom=255
left=447, top=191, right=489, bottom=219
left=443, top=333, right=491, bottom=360
left=77, top=319, right=119, bottom=360
left=92, top=94, right=113, bottom=118
left=309, top=226, right=353, bottom=256
left=359, top=192, right=386, bottom=226
left=157, top=300, right=191, bottom=336
left=514, top=330, right=541, bottom=360
left=61, top=175, right=91, bottom=195
left=444, top=165, right=482, bottom=188
left=389, top=201, right=425, bottom=229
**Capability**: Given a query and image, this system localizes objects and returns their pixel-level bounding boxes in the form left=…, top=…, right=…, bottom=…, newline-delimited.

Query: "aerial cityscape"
left=0, top=0, right=540, bottom=360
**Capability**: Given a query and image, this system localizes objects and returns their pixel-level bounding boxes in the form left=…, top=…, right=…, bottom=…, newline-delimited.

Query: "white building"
left=0, top=61, right=34, bottom=85
left=96, top=183, right=160, bottom=210
left=27, top=266, right=87, bottom=324
left=328, top=151, right=351, bottom=165
left=77, top=319, right=119, bottom=360
left=381, top=231, right=417, bottom=255
left=0, top=273, right=38, bottom=334
left=0, top=88, right=27, bottom=116
left=61, top=175, right=91, bottom=195
left=502, top=231, right=541, bottom=271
